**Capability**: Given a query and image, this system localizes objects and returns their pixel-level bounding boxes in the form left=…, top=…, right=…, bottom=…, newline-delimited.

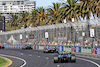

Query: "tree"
left=31, top=9, right=38, bottom=27
left=19, top=11, right=30, bottom=27
left=37, top=7, right=47, bottom=26
left=47, top=3, right=61, bottom=24
left=59, top=0, right=79, bottom=22
left=9, top=14, right=19, bottom=29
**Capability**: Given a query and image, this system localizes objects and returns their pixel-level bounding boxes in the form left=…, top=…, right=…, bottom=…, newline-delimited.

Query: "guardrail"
left=2, top=44, right=100, bottom=55
left=1, top=44, right=22, bottom=49
left=32, top=44, right=100, bottom=55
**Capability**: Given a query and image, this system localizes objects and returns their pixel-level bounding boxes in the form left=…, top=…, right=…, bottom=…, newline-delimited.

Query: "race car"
left=54, top=52, right=76, bottom=63
left=22, top=45, right=33, bottom=49
left=0, top=45, right=5, bottom=49
left=43, top=47, right=58, bottom=53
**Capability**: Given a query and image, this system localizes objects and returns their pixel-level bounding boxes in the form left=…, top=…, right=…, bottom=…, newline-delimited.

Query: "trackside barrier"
left=81, top=46, right=92, bottom=54
left=20, top=44, right=22, bottom=49
left=50, top=45, right=57, bottom=48
left=29, top=44, right=100, bottom=55
left=30, top=44, right=34, bottom=49
left=58, top=45, right=63, bottom=51
left=15, top=44, right=17, bottom=49
left=3, top=44, right=22, bottom=49
left=63, top=46, right=72, bottom=52
left=74, top=46, right=81, bottom=53
left=45, top=45, right=50, bottom=49
left=39, top=45, right=44, bottom=50
left=13, top=44, right=14, bottom=48
left=94, top=47, right=100, bottom=55
left=34, top=44, right=39, bottom=49
left=3, top=44, right=100, bottom=55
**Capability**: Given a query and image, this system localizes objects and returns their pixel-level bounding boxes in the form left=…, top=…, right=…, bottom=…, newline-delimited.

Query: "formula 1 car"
left=0, top=45, right=5, bottom=49
left=43, top=47, right=58, bottom=53
left=22, top=45, right=33, bottom=50
left=54, top=52, right=76, bottom=63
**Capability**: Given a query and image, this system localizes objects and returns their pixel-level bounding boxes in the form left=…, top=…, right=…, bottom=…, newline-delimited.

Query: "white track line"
left=77, top=57, right=100, bottom=67
left=76, top=55, right=100, bottom=61
left=0, top=54, right=26, bottom=67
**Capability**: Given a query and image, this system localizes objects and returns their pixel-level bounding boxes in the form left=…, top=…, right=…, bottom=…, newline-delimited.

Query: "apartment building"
left=0, top=0, right=36, bottom=21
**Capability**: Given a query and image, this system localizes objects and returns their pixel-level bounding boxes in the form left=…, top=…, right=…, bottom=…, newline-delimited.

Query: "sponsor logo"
left=97, top=48, right=100, bottom=54
left=76, top=47, right=79, bottom=52
left=64, top=47, right=71, bottom=52
left=81, top=47, right=91, bottom=53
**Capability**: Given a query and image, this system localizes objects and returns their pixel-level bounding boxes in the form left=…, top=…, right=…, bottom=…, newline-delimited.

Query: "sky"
left=35, top=0, right=63, bottom=8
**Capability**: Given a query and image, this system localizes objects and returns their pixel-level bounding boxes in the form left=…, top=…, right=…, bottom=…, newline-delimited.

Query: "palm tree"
left=9, top=14, right=19, bottom=29
left=94, top=0, right=100, bottom=17
left=19, top=11, right=30, bottom=27
left=79, top=0, right=100, bottom=19
left=37, top=7, right=47, bottom=26
left=31, top=9, right=38, bottom=27
left=47, top=3, right=61, bottom=24
left=59, top=0, right=80, bottom=22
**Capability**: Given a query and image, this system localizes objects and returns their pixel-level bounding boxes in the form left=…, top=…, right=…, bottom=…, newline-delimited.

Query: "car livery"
left=43, top=47, right=58, bottom=53
left=54, top=52, right=76, bottom=63
left=0, top=45, right=4, bottom=49
left=22, top=45, right=33, bottom=49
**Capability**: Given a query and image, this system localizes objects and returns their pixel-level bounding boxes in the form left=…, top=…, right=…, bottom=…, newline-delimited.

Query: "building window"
left=20, top=8, right=23, bottom=10
left=4, top=9, right=7, bottom=10
left=2, top=3, right=6, bottom=5
left=21, top=2, right=24, bottom=4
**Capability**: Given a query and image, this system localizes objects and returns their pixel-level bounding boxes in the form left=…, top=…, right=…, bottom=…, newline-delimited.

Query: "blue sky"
left=35, top=0, right=63, bottom=8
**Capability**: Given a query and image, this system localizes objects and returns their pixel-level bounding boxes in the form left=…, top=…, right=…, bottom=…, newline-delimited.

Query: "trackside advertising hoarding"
left=3, top=44, right=100, bottom=55
left=63, top=46, right=72, bottom=52
left=74, top=46, right=81, bottom=53
left=94, top=47, right=100, bottom=55
left=81, top=46, right=92, bottom=53
left=58, top=45, right=63, bottom=51
left=39, top=45, right=44, bottom=50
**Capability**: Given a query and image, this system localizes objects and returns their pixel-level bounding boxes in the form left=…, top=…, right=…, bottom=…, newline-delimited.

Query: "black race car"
left=43, top=47, right=58, bottom=53
left=54, top=52, right=76, bottom=63
left=0, top=45, right=5, bottom=49
left=22, top=45, right=33, bottom=49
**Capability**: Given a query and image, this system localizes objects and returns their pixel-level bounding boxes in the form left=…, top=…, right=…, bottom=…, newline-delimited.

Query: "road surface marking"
left=77, top=57, right=100, bottom=67
left=46, top=57, right=49, bottom=59
left=76, top=55, right=100, bottom=60
left=0, top=54, right=26, bottom=67
left=0, top=56, right=12, bottom=67
left=21, top=53, right=23, bottom=55
left=29, top=54, right=32, bottom=56
left=37, top=56, right=41, bottom=57
left=57, top=65, right=60, bottom=67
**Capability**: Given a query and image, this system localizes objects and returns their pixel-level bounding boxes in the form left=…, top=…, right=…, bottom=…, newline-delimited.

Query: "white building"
left=0, top=0, right=36, bottom=21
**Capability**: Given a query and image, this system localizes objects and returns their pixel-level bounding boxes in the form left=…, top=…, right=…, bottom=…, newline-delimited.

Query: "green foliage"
left=6, top=0, right=100, bottom=31
left=0, top=57, right=9, bottom=67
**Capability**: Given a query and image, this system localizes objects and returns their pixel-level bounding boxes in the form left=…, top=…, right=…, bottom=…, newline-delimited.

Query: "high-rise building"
left=0, top=0, right=36, bottom=21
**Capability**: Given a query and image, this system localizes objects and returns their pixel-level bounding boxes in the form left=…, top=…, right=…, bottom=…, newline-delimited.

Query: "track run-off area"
left=0, top=49, right=100, bottom=67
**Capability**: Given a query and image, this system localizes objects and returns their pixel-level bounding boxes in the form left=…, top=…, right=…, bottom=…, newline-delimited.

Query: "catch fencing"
left=0, top=19, right=100, bottom=46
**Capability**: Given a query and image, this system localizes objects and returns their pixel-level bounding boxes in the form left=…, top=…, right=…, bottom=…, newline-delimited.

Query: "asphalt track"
left=0, top=49, right=100, bottom=67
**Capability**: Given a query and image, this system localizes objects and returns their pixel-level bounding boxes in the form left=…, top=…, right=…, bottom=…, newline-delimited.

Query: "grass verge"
left=0, top=57, right=9, bottom=67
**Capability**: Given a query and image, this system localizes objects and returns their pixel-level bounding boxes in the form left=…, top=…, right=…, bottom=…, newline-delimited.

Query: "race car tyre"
left=54, top=56, right=58, bottom=63
left=45, top=50, right=48, bottom=53
left=56, top=49, right=58, bottom=53
left=1, top=47, right=4, bottom=49
left=71, top=56, right=76, bottom=62
left=43, top=50, right=46, bottom=53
